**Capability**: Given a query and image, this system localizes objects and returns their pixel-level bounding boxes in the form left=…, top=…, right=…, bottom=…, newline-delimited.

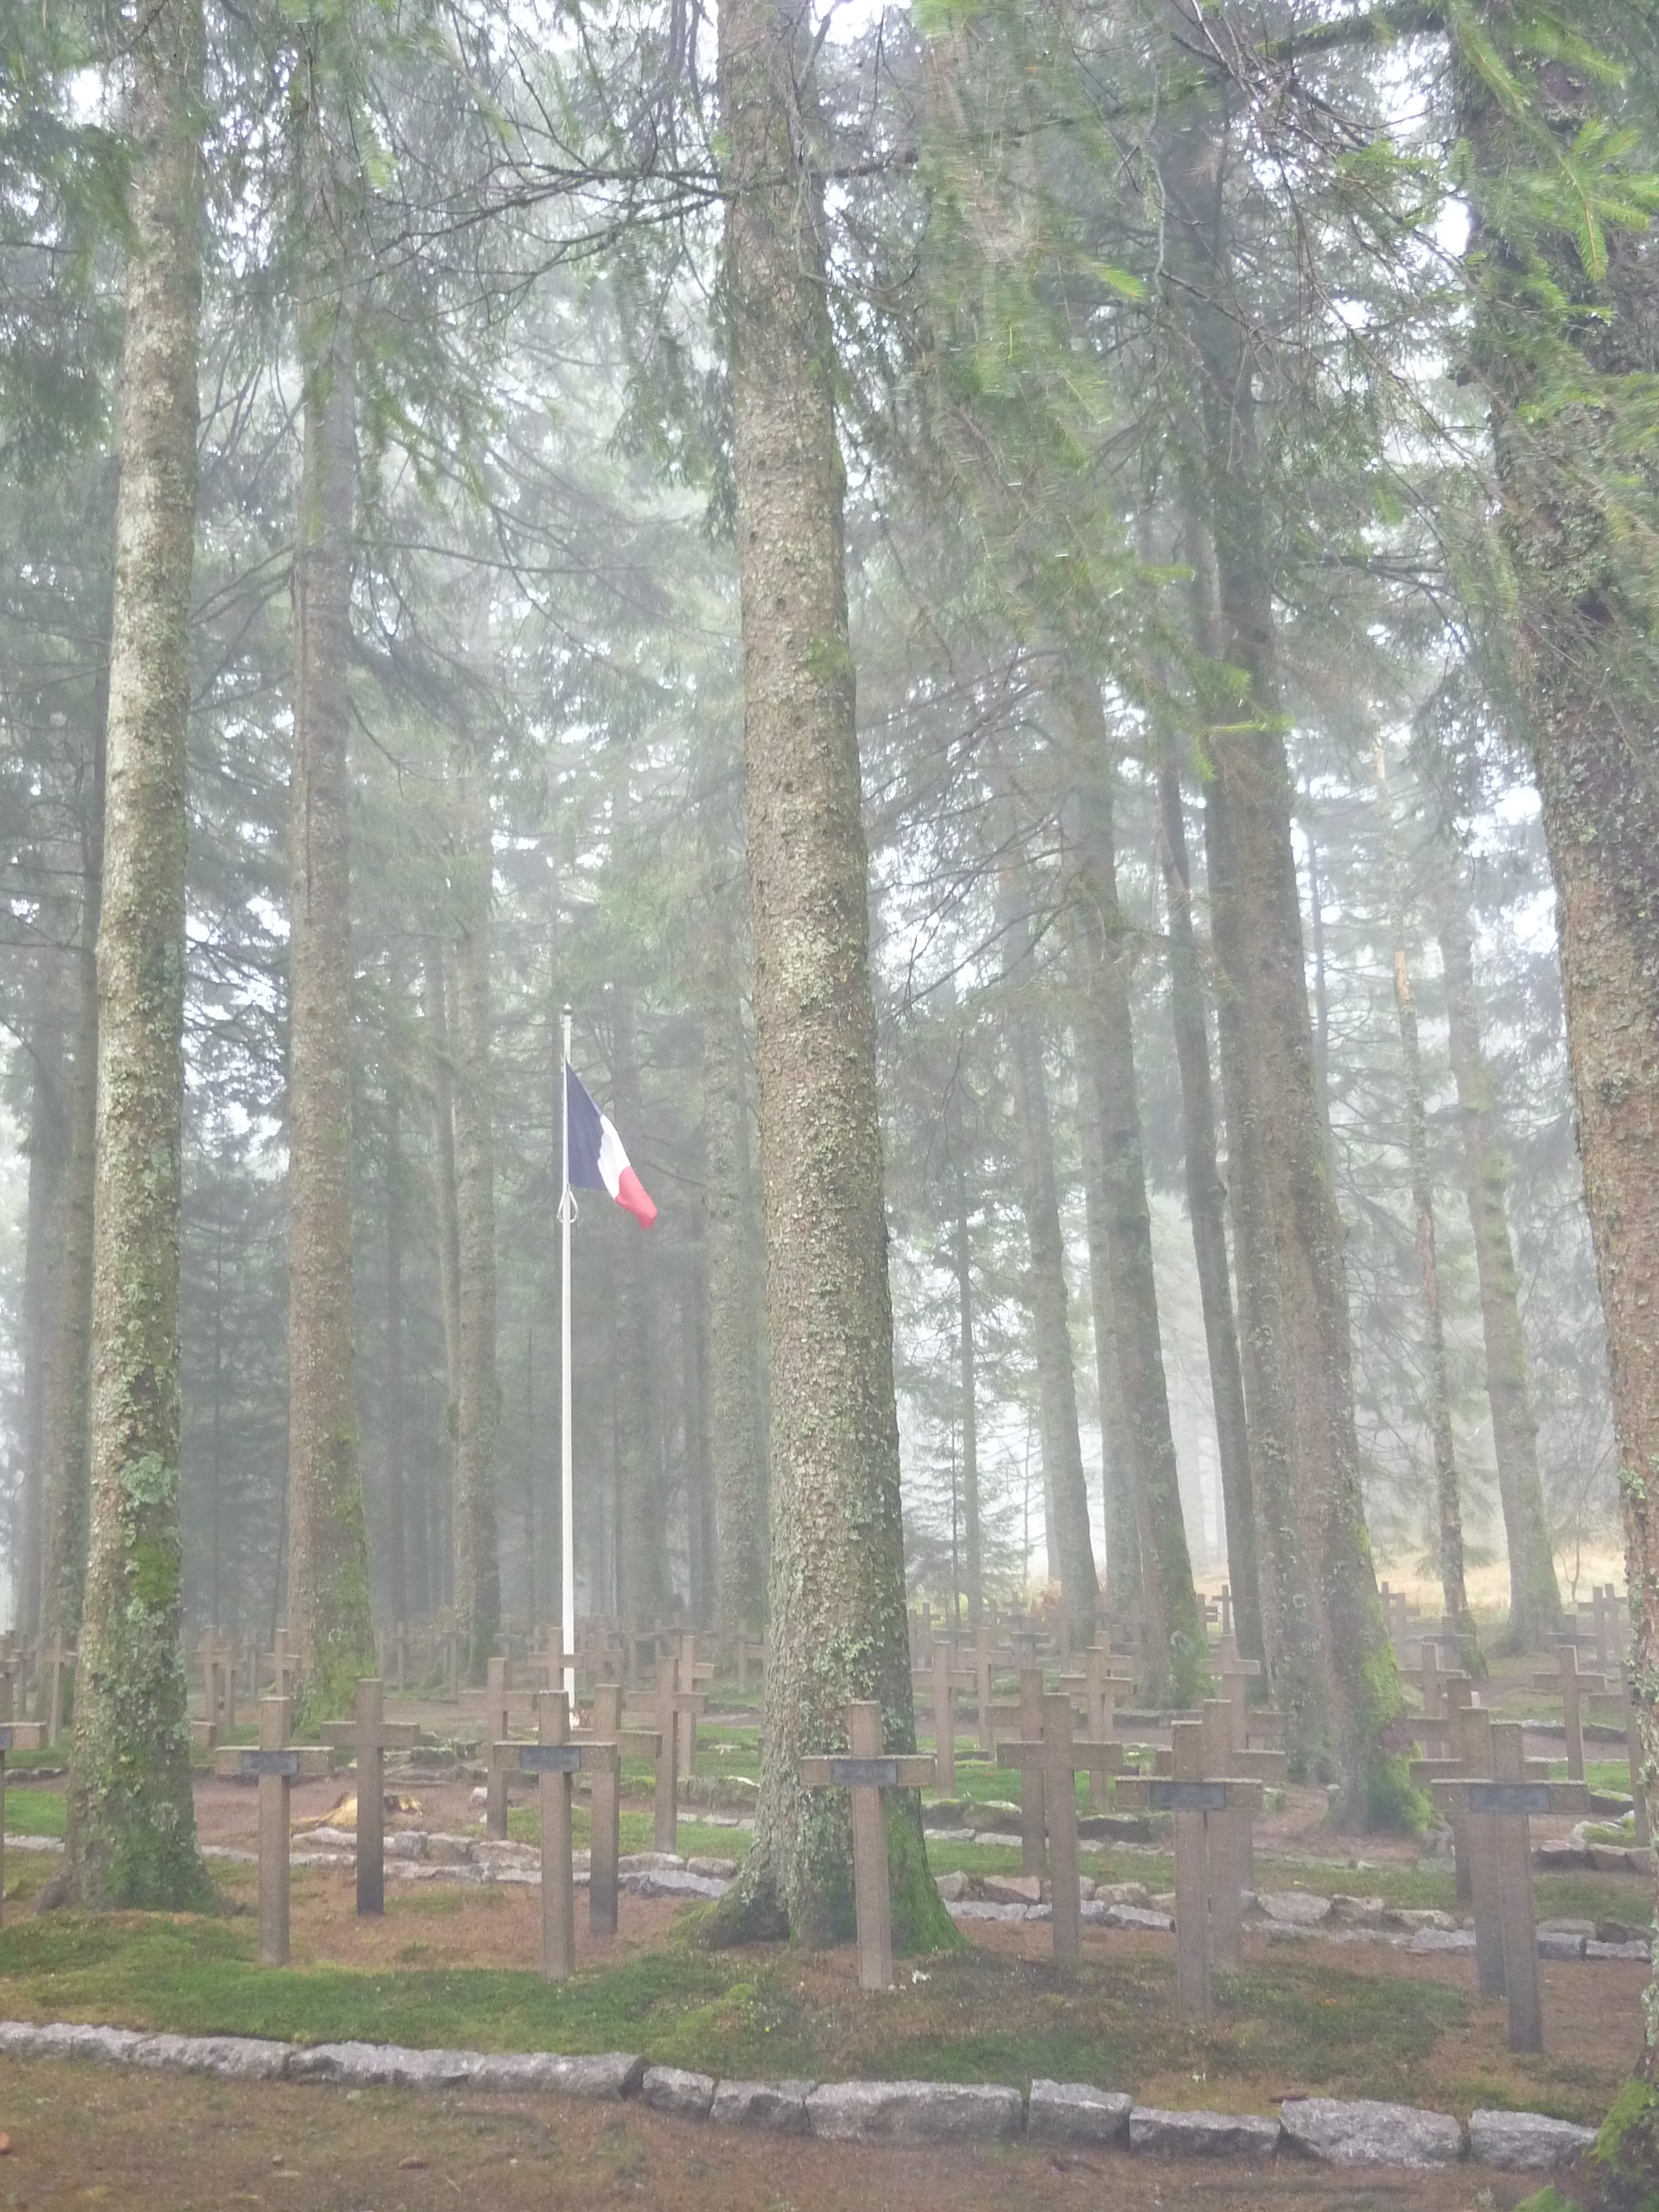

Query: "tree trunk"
left=41, top=669, right=107, bottom=1654
left=1433, top=867, right=1562, bottom=1649
left=1057, top=724, right=1200, bottom=1698
left=1157, top=759, right=1264, bottom=1667
left=999, top=872, right=1100, bottom=1643
left=1162, top=89, right=1404, bottom=1818
left=423, top=945, right=462, bottom=1574
left=283, top=222, right=373, bottom=1727
left=18, top=975, right=67, bottom=1650
left=1459, top=12, right=1659, bottom=2083
left=945, top=1080, right=984, bottom=1636
left=1377, top=752, right=1471, bottom=1644
left=449, top=756, right=499, bottom=1681
left=384, top=1081, right=409, bottom=1632
left=705, top=990, right=764, bottom=1639
left=60, top=0, right=213, bottom=1905
left=1076, top=1074, right=1141, bottom=1617
left=709, top=0, right=947, bottom=1950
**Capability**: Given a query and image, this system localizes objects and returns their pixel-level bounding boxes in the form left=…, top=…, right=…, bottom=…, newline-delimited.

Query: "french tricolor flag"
left=566, top=1064, right=657, bottom=1227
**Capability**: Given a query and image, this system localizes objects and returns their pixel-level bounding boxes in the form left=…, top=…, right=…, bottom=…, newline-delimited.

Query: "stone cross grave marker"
left=320, top=1679, right=422, bottom=1916
left=1204, top=1694, right=1284, bottom=1920
left=198, top=1629, right=238, bottom=1737
left=800, top=1700, right=934, bottom=1992
left=581, top=1682, right=657, bottom=1934
left=478, top=1656, right=537, bottom=1839
left=525, top=1623, right=575, bottom=1694
left=1431, top=1718, right=1589, bottom=2051
left=998, top=1692, right=1120, bottom=1959
left=1058, top=1645, right=1134, bottom=1809
left=1532, top=1641, right=1604, bottom=1782
left=1218, top=1586, right=1233, bottom=1643
left=0, top=1678, right=46, bottom=1927
left=735, top=1629, right=767, bottom=1697
left=1589, top=1677, right=1651, bottom=1845
left=501, top=1689, right=618, bottom=1979
left=1118, top=1719, right=1263, bottom=2020
left=912, top=1639, right=975, bottom=1799
left=216, top=1696, right=331, bottom=1965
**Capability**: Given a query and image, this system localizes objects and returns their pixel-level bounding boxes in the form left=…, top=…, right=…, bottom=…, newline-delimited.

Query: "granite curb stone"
left=806, top=2081, right=1024, bottom=2143
left=642, top=2066, right=718, bottom=2118
left=1279, top=2097, right=1465, bottom=2167
left=708, top=2079, right=815, bottom=2132
left=1129, top=2106, right=1282, bottom=2156
left=1027, top=2081, right=1132, bottom=2143
left=1468, top=2110, right=1598, bottom=2170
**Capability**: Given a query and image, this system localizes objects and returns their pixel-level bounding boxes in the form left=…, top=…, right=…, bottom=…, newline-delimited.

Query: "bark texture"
left=1434, top=869, right=1562, bottom=1647
left=61, top=0, right=213, bottom=1905
left=1157, top=758, right=1263, bottom=1667
left=449, top=757, right=500, bottom=1681
left=705, top=987, right=766, bottom=1639
left=1077, top=1075, right=1141, bottom=1616
left=1460, top=11, right=1659, bottom=2064
left=283, top=222, right=374, bottom=1729
left=711, top=0, right=948, bottom=1948
left=1059, top=705, right=1200, bottom=1699
left=40, top=677, right=105, bottom=1653
left=18, top=974, right=67, bottom=1648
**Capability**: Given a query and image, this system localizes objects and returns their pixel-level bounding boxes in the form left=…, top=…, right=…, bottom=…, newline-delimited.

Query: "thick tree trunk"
left=284, top=243, right=373, bottom=1727
left=423, top=946, right=462, bottom=1567
left=710, top=0, right=947, bottom=1949
left=999, top=874, right=1100, bottom=1643
left=1460, top=16, right=1659, bottom=2081
left=705, top=990, right=765, bottom=1639
left=60, top=0, right=212, bottom=1905
left=946, top=1097, right=984, bottom=1636
left=41, top=676, right=106, bottom=1653
left=449, top=758, right=499, bottom=1681
left=1433, top=872, right=1562, bottom=1648
left=1157, top=759, right=1264, bottom=1668
left=1076, top=1076, right=1141, bottom=1617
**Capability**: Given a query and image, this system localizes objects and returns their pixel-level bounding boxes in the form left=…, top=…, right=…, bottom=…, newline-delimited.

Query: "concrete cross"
left=800, top=1700, right=935, bottom=1992
left=911, top=1639, right=975, bottom=1799
left=735, top=1631, right=767, bottom=1697
left=0, top=1678, right=46, bottom=1928
left=1218, top=1586, right=1233, bottom=1643
left=1204, top=1694, right=1284, bottom=1920
left=998, top=1692, right=1120, bottom=1959
left=640, top=1650, right=705, bottom=1853
left=674, top=1633, right=715, bottom=1775
left=197, top=1629, right=237, bottom=1737
left=320, top=1679, right=422, bottom=1916
left=216, top=1697, right=331, bottom=1965
left=502, top=1689, right=617, bottom=1979
left=1533, top=1641, right=1605, bottom=1782
left=476, top=1656, right=537, bottom=1839
left=1432, top=1719, right=1590, bottom=2052
left=1118, top=1719, right=1264, bottom=2021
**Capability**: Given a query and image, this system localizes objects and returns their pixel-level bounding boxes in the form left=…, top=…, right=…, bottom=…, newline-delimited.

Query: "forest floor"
left=0, top=2053, right=1559, bottom=2212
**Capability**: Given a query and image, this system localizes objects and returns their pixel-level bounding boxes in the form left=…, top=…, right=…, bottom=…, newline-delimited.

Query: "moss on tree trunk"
left=708, top=0, right=951, bottom=1952
left=60, top=0, right=213, bottom=1909
left=285, top=161, right=375, bottom=1734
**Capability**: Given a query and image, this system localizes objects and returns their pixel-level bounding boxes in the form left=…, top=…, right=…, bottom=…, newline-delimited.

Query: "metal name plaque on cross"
left=1466, top=1782, right=1553, bottom=1816
left=237, top=1749, right=302, bottom=1777
left=1147, top=1780, right=1228, bottom=1813
left=517, top=1745, right=583, bottom=1774
left=826, top=1757, right=900, bottom=1788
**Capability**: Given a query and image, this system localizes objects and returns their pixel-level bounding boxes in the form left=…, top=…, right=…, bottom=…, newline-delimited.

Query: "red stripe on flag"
left=615, top=1166, right=657, bottom=1227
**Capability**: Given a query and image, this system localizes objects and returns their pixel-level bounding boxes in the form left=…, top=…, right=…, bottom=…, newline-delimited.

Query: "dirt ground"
left=0, top=2057, right=1561, bottom=2212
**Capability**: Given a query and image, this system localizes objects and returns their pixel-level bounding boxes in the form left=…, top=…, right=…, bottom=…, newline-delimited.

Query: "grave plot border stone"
left=1278, top=2097, right=1465, bottom=2168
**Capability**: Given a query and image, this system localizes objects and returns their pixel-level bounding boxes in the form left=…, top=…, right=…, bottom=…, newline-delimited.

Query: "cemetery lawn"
left=0, top=1853, right=1639, bottom=2128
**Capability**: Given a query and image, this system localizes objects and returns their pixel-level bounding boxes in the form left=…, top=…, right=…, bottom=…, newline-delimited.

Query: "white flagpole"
left=560, top=1004, right=575, bottom=1701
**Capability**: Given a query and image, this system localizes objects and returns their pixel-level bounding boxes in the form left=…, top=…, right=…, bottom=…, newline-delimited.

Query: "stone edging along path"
left=0, top=2020, right=1599, bottom=2176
